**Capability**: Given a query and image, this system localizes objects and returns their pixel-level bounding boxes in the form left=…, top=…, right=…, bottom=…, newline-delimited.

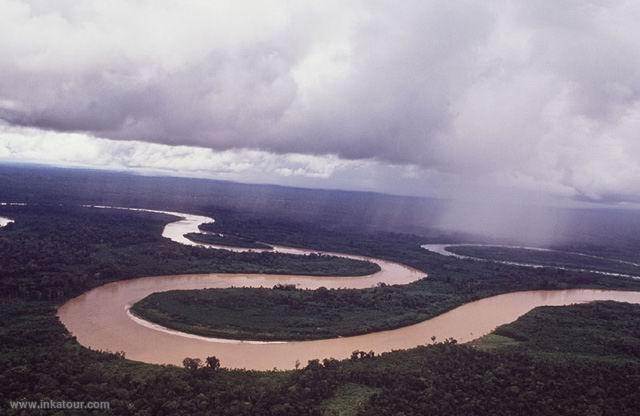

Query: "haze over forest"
left=2, top=1, right=640, bottom=204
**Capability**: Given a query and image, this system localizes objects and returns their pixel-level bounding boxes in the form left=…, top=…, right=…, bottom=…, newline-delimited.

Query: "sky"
left=1, top=0, right=640, bottom=205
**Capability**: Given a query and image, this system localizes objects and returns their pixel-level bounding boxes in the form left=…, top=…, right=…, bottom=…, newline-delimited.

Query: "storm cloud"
left=1, top=0, right=640, bottom=202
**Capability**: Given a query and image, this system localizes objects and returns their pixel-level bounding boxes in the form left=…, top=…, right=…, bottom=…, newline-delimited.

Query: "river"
left=0, top=216, right=13, bottom=228
left=52, top=207, right=640, bottom=370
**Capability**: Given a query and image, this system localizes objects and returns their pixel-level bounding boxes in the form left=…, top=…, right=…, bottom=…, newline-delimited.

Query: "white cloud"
left=1, top=1, right=640, bottom=203
left=0, top=124, right=443, bottom=197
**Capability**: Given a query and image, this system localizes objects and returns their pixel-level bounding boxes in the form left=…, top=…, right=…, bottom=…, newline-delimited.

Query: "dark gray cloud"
left=1, top=0, right=640, bottom=201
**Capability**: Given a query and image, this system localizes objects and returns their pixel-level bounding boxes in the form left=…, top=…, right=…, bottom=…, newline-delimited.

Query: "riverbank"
left=7, top=296, right=640, bottom=415
left=54, top=206, right=640, bottom=368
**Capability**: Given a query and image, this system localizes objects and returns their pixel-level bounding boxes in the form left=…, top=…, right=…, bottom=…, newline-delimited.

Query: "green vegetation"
left=133, top=207, right=640, bottom=341
left=3, top=298, right=640, bottom=415
left=448, top=245, right=640, bottom=276
left=481, top=301, right=640, bottom=363
left=0, top=205, right=379, bottom=300
left=0, top=298, right=339, bottom=415
left=132, top=210, right=640, bottom=341
left=3, top=183, right=640, bottom=414
left=319, top=383, right=379, bottom=416
left=131, top=286, right=459, bottom=341
left=12, top=203, right=640, bottom=345
left=185, top=231, right=273, bottom=250
left=353, top=302, right=640, bottom=415
left=471, top=334, right=520, bottom=352
left=356, top=339, right=640, bottom=415
left=131, top=265, right=640, bottom=341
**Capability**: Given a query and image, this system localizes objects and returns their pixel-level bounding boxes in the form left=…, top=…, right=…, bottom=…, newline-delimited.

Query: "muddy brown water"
left=55, top=208, right=640, bottom=370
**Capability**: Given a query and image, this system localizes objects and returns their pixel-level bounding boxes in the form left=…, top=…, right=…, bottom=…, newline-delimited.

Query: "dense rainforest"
left=5, top=164, right=640, bottom=255
left=131, top=206, right=640, bottom=341
left=2, top=166, right=640, bottom=414
left=131, top=285, right=463, bottom=341
left=0, top=204, right=379, bottom=301
left=184, top=231, right=273, bottom=250
left=3, top=297, right=640, bottom=415
left=481, top=301, right=640, bottom=362
left=447, top=245, right=640, bottom=277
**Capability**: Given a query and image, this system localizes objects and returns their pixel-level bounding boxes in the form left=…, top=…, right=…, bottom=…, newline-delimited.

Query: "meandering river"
left=54, top=207, right=640, bottom=370
left=4, top=206, right=639, bottom=370
left=421, top=243, right=640, bottom=279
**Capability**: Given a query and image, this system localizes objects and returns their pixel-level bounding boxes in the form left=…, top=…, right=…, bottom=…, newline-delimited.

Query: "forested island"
left=184, top=231, right=273, bottom=250
left=131, top=274, right=640, bottom=341
left=131, top=285, right=461, bottom=341
left=2, top=169, right=640, bottom=414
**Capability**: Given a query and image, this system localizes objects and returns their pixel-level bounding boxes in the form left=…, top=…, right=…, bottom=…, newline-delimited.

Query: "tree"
left=205, top=356, right=220, bottom=371
left=182, top=357, right=202, bottom=372
left=350, top=350, right=376, bottom=360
